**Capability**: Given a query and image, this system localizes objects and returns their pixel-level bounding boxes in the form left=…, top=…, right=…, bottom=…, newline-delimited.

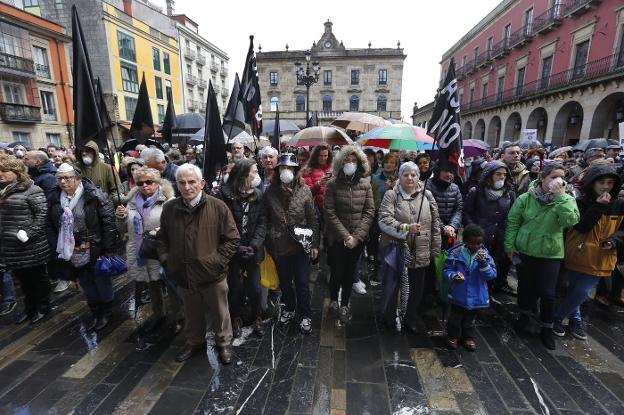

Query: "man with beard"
left=501, top=143, right=530, bottom=195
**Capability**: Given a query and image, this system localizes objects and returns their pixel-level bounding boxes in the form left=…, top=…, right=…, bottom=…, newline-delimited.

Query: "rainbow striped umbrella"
left=357, top=124, right=435, bottom=151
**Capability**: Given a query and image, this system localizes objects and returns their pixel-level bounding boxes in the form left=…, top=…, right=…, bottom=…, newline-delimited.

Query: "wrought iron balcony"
left=221, top=87, right=229, bottom=97
left=490, top=38, right=510, bottom=59
left=185, top=74, right=197, bottom=85
left=475, top=50, right=491, bottom=68
left=35, top=64, right=50, bottom=79
left=220, top=66, right=228, bottom=77
left=533, top=5, right=563, bottom=35
left=210, top=62, right=218, bottom=73
left=508, top=25, right=532, bottom=49
left=196, top=55, right=206, bottom=66
left=466, top=60, right=477, bottom=74
left=0, top=52, right=35, bottom=75
left=456, top=65, right=465, bottom=80
left=197, top=78, right=207, bottom=89
left=0, top=103, right=41, bottom=123
left=562, top=0, right=602, bottom=18
left=184, top=48, right=196, bottom=60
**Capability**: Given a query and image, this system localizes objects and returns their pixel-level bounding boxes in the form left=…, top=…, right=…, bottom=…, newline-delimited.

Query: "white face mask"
left=343, top=162, right=357, bottom=176
left=493, top=179, right=505, bottom=190
left=280, top=169, right=294, bottom=184
left=250, top=175, right=261, bottom=188
left=549, top=177, right=563, bottom=190
left=15, top=150, right=24, bottom=158
left=82, top=156, right=93, bottom=166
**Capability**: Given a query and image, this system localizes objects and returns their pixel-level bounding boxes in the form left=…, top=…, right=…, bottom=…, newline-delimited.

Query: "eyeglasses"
left=136, top=180, right=156, bottom=186
left=56, top=176, right=75, bottom=182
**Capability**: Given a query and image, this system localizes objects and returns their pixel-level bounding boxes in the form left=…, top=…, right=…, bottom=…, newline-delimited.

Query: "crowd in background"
left=1, top=136, right=624, bottom=363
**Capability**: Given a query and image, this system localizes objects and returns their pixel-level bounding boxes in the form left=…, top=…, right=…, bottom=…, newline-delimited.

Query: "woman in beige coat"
left=378, top=161, right=441, bottom=333
left=115, top=167, right=178, bottom=331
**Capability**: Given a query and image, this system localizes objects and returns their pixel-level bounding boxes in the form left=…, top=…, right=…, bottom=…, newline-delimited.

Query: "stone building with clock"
left=256, top=21, right=407, bottom=127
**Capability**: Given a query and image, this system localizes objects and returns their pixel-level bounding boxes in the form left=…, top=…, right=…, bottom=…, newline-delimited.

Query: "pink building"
left=438, top=0, right=624, bottom=147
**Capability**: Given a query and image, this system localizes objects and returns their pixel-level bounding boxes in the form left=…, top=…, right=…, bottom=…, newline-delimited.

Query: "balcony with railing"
left=0, top=103, right=41, bottom=123
left=533, top=5, right=563, bottom=34
left=221, top=86, right=229, bottom=97
left=196, top=54, right=206, bottom=66
left=184, top=48, right=196, bottom=60
left=197, top=78, right=207, bottom=89
left=508, top=25, right=532, bottom=49
left=220, top=66, right=228, bottom=77
left=35, top=64, right=50, bottom=79
left=462, top=51, right=624, bottom=114
left=456, top=65, right=465, bottom=80
left=475, top=50, right=492, bottom=68
left=561, top=0, right=602, bottom=18
left=185, top=74, right=197, bottom=85
left=187, top=99, right=198, bottom=110
left=213, top=84, right=221, bottom=94
left=466, top=60, right=477, bottom=74
left=210, top=62, right=218, bottom=73
left=490, top=38, right=510, bottom=59
left=0, top=52, right=35, bottom=76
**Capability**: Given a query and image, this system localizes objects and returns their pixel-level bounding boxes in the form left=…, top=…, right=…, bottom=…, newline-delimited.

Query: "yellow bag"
left=260, top=250, right=279, bottom=290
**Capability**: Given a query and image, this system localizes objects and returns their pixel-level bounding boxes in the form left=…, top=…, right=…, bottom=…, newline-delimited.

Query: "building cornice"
left=0, top=8, right=70, bottom=42
left=412, top=101, right=435, bottom=116
left=102, top=8, right=178, bottom=52
left=257, top=48, right=406, bottom=61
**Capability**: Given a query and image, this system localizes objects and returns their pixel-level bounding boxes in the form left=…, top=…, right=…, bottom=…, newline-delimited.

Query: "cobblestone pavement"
left=0, top=269, right=623, bottom=414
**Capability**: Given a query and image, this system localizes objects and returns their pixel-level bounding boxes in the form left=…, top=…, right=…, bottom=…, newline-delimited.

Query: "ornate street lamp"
left=295, top=50, right=320, bottom=124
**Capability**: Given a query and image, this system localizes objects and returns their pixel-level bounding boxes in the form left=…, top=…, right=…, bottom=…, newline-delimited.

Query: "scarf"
left=529, top=183, right=555, bottom=205
left=57, top=183, right=84, bottom=261
left=0, top=181, right=19, bottom=200
left=133, top=189, right=160, bottom=266
left=484, top=186, right=505, bottom=201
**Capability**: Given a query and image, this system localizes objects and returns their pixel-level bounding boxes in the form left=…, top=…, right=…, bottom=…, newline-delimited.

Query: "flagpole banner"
left=240, top=36, right=263, bottom=137
left=223, top=73, right=246, bottom=141
left=427, top=57, right=462, bottom=174
left=130, top=73, right=154, bottom=144
left=203, top=81, right=227, bottom=184
left=272, top=104, right=281, bottom=151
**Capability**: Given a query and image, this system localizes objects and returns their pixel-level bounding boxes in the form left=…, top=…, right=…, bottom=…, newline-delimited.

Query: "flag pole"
left=225, top=97, right=241, bottom=146
left=102, top=131, right=121, bottom=203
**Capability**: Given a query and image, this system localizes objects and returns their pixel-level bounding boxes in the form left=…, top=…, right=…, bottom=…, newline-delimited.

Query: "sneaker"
left=352, top=282, right=366, bottom=295
left=300, top=318, right=312, bottom=334
left=279, top=310, right=295, bottom=325
left=0, top=301, right=16, bottom=316
left=53, top=280, right=70, bottom=293
left=329, top=300, right=339, bottom=315
left=569, top=320, right=587, bottom=340
left=338, top=306, right=351, bottom=324
left=552, top=319, right=566, bottom=337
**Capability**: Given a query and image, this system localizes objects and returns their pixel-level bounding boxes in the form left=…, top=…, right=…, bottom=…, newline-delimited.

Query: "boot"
left=86, top=304, right=100, bottom=332
left=232, top=317, right=242, bottom=339
left=95, top=301, right=113, bottom=331
left=540, top=327, right=556, bottom=350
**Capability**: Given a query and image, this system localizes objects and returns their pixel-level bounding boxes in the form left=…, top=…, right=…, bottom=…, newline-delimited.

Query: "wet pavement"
left=1, top=268, right=624, bottom=414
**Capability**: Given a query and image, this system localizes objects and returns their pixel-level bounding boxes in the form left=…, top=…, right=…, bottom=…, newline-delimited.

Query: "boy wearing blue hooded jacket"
left=444, top=224, right=497, bottom=351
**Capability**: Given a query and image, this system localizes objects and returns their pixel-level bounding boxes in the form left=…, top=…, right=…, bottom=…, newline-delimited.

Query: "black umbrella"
left=515, top=137, right=543, bottom=150
left=262, top=119, right=300, bottom=137
left=573, top=138, right=610, bottom=152
left=8, top=141, right=32, bottom=149
left=172, top=113, right=205, bottom=134
left=119, top=138, right=163, bottom=153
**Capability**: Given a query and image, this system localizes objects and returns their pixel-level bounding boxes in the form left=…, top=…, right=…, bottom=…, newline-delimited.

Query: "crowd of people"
left=1, top=137, right=624, bottom=365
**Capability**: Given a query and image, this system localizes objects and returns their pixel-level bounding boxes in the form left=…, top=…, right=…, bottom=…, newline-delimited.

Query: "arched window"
left=377, top=95, right=387, bottom=112
left=270, top=96, right=279, bottom=112
left=323, top=95, right=332, bottom=112
left=296, top=95, right=305, bottom=112
left=349, top=95, right=359, bottom=112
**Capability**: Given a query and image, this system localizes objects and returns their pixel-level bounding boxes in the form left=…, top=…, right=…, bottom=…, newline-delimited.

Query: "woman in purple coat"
left=463, top=160, right=516, bottom=294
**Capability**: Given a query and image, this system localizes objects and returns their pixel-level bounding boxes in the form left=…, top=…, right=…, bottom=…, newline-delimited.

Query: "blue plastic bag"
left=94, top=255, right=128, bottom=278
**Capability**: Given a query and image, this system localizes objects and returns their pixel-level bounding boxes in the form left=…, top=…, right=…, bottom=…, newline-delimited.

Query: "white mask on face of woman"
left=250, top=175, right=261, bottom=188
left=493, top=179, right=505, bottom=190
left=14, top=150, right=24, bottom=158
left=82, top=156, right=93, bottom=166
left=280, top=169, right=294, bottom=184
left=343, top=162, right=357, bottom=176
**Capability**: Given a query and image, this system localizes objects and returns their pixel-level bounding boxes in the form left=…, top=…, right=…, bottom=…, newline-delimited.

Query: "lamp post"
left=295, top=50, right=320, bottom=125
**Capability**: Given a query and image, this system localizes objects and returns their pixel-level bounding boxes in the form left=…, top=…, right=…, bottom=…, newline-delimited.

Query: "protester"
left=157, top=163, right=240, bottom=363
left=140, top=147, right=179, bottom=196
left=184, top=147, right=200, bottom=165
left=75, top=141, right=121, bottom=198
left=297, top=150, right=310, bottom=167
left=444, top=224, right=496, bottom=351
left=464, top=160, right=516, bottom=294
left=119, top=157, right=145, bottom=201
left=606, top=145, right=621, bottom=163
left=52, top=150, right=64, bottom=168
left=302, top=144, right=333, bottom=210
left=378, top=161, right=441, bottom=332
left=323, top=146, right=375, bottom=323
left=426, top=166, right=463, bottom=248
left=231, top=142, right=246, bottom=161
left=415, top=153, right=433, bottom=181
left=463, top=158, right=486, bottom=196
left=12, top=145, right=27, bottom=159
left=526, top=159, right=541, bottom=181
left=46, top=145, right=58, bottom=159
left=115, top=167, right=178, bottom=333
left=553, top=165, right=624, bottom=340
left=48, top=163, right=119, bottom=331
left=258, top=146, right=278, bottom=193
left=0, top=155, right=50, bottom=324
left=219, top=159, right=266, bottom=338
left=501, top=143, right=530, bottom=195
left=23, top=151, right=57, bottom=200
left=264, top=153, right=318, bottom=334
left=505, top=162, right=580, bottom=350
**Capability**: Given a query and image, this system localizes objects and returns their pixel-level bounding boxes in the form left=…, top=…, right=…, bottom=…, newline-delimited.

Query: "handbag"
left=94, top=255, right=128, bottom=278
left=288, top=224, right=314, bottom=255
left=138, top=231, right=160, bottom=260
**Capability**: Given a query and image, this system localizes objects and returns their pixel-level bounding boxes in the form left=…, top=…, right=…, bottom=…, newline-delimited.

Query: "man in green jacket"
left=75, top=141, right=121, bottom=199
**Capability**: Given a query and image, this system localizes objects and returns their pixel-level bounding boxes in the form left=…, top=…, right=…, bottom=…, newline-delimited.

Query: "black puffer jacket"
left=220, top=184, right=267, bottom=262
left=47, top=179, right=118, bottom=264
left=426, top=177, right=463, bottom=230
left=0, top=180, right=50, bottom=270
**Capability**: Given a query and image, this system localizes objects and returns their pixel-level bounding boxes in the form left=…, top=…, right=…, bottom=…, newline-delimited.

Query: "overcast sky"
left=168, top=0, right=501, bottom=121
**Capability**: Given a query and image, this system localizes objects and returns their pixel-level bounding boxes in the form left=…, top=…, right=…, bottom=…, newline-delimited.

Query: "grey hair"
left=259, top=146, right=278, bottom=159
left=133, top=166, right=161, bottom=183
left=175, top=163, right=203, bottom=182
left=140, top=147, right=166, bottom=163
left=398, top=161, right=419, bottom=177
left=28, top=150, right=49, bottom=163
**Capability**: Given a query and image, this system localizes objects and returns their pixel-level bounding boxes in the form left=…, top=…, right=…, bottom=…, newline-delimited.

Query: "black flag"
left=240, top=36, right=262, bottom=137
left=306, top=111, right=318, bottom=128
left=95, top=78, right=112, bottom=131
left=161, top=91, right=177, bottom=145
left=427, top=57, right=462, bottom=174
left=272, top=105, right=280, bottom=151
left=71, top=6, right=104, bottom=149
left=130, top=73, right=154, bottom=144
left=223, top=73, right=246, bottom=140
left=203, top=81, right=227, bottom=184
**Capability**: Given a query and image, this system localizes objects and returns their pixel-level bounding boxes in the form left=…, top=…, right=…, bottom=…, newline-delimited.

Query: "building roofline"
left=257, top=48, right=406, bottom=60
left=440, top=0, right=514, bottom=62
left=412, top=101, right=435, bottom=116
left=0, top=1, right=70, bottom=40
left=171, top=14, right=198, bottom=27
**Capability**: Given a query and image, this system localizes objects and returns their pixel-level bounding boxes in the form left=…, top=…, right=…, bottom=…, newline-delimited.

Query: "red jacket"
left=302, top=165, right=332, bottom=208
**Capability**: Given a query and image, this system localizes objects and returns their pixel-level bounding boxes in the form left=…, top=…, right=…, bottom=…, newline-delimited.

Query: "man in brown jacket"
left=157, top=163, right=240, bottom=363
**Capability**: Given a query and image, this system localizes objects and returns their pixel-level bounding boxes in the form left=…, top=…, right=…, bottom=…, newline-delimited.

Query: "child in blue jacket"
left=444, top=224, right=497, bottom=351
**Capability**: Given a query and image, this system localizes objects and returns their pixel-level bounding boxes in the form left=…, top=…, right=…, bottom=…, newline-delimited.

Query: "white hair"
left=176, top=163, right=203, bottom=182
left=399, top=161, right=419, bottom=177
left=259, top=146, right=278, bottom=159
left=140, top=147, right=166, bottom=163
